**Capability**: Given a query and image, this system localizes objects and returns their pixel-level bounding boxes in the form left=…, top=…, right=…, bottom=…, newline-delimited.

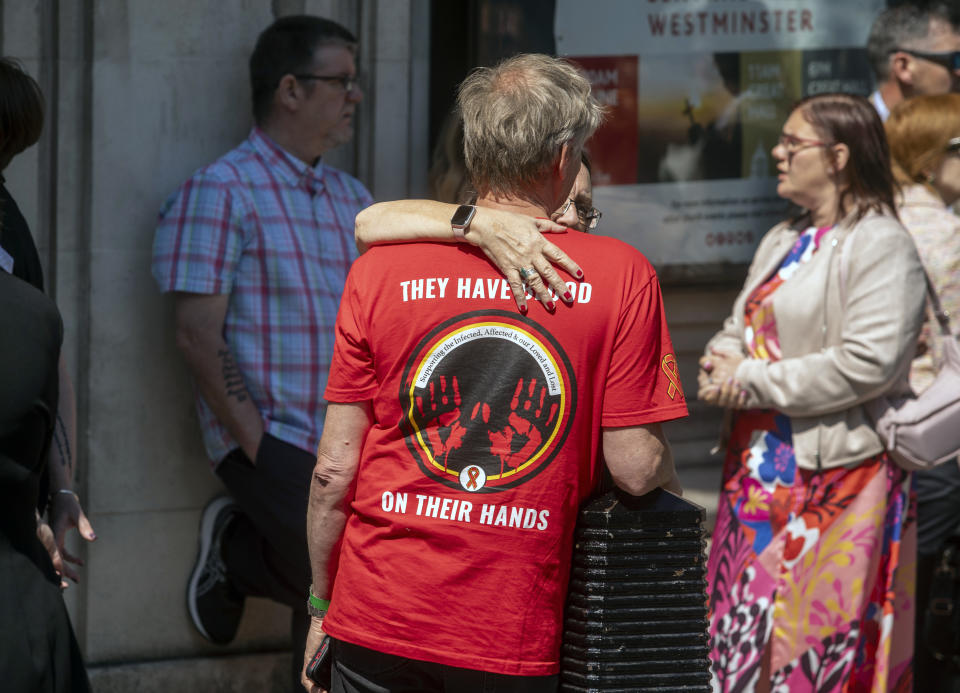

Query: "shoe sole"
left=187, top=496, right=236, bottom=643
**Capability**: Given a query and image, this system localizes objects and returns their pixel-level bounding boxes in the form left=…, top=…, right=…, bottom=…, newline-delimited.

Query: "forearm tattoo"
left=218, top=348, right=249, bottom=402
left=53, top=412, right=74, bottom=475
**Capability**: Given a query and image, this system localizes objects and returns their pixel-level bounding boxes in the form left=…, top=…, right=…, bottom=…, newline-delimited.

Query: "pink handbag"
left=841, top=242, right=960, bottom=470
left=865, top=274, right=960, bottom=470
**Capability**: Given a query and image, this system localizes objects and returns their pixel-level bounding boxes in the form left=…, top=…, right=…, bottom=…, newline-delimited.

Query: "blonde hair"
left=885, top=93, right=960, bottom=191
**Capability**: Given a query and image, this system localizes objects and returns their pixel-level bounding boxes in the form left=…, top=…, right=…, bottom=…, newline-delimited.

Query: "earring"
left=927, top=172, right=936, bottom=184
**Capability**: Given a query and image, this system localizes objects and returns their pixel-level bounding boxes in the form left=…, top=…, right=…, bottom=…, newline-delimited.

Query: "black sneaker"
left=187, top=496, right=244, bottom=644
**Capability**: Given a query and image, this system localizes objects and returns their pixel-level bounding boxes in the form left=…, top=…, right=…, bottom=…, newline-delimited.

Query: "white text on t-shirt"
left=399, top=276, right=592, bottom=304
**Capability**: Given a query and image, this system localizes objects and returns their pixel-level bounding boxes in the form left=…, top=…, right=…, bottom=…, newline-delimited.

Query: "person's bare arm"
left=355, top=200, right=583, bottom=311
left=46, top=355, right=96, bottom=586
left=302, top=401, right=373, bottom=692
left=602, top=423, right=681, bottom=496
left=174, top=292, right=264, bottom=461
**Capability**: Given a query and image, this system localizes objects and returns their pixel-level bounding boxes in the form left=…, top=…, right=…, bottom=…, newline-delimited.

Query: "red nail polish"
left=519, top=305, right=528, bottom=315
left=547, top=301, right=556, bottom=311
left=575, top=269, right=584, bottom=279
left=563, top=291, right=573, bottom=302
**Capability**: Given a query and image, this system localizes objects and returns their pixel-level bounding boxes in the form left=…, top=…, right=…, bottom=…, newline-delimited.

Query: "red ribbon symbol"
left=661, top=354, right=681, bottom=401
left=466, top=467, right=480, bottom=489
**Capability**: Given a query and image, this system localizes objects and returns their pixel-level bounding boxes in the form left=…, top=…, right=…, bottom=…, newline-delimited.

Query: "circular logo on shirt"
left=459, top=465, right=487, bottom=492
left=399, top=309, right=577, bottom=493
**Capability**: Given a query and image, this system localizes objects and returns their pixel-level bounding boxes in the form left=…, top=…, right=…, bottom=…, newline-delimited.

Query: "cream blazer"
left=706, top=210, right=926, bottom=470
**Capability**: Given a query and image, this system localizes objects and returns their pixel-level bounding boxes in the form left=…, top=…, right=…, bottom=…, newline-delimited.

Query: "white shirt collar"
left=0, top=246, right=14, bottom=274
left=870, top=90, right=890, bottom=122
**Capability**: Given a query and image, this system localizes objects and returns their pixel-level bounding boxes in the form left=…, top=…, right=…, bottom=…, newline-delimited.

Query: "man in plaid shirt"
left=151, top=15, right=370, bottom=686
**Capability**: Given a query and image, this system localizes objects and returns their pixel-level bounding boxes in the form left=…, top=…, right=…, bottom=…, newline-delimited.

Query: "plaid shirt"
left=152, top=128, right=373, bottom=463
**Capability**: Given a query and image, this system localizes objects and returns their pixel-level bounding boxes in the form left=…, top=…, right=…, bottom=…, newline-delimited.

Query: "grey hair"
left=457, top=53, right=604, bottom=198
left=867, top=4, right=956, bottom=82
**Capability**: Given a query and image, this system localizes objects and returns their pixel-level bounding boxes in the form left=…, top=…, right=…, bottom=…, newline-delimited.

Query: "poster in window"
left=555, top=0, right=883, bottom=281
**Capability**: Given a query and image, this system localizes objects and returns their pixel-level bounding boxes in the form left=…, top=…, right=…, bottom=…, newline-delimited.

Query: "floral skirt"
left=706, top=410, right=915, bottom=692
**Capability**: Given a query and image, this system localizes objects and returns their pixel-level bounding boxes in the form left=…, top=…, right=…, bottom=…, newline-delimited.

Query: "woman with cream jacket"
left=698, top=93, right=925, bottom=691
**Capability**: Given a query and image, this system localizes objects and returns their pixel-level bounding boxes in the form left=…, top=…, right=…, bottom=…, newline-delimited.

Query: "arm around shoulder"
left=355, top=200, right=461, bottom=252
left=354, top=200, right=578, bottom=310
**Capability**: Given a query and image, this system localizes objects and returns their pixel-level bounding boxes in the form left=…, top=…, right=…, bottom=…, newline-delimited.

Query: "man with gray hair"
left=867, top=3, right=960, bottom=120
left=301, top=53, right=687, bottom=692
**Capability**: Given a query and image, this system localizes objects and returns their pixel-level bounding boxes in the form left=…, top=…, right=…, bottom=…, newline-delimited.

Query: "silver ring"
left=518, top=267, right=536, bottom=281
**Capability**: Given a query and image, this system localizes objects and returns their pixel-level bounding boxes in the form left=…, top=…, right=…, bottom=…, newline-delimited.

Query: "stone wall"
left=1, top=0, right=427, bottom=685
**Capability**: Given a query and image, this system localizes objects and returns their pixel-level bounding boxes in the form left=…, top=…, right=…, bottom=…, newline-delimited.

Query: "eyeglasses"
left=891, top=48, right=960, bottom=72
left=778, top=133, right=831, bottom=151
left=292, top=73, right=361, bottom=93
left=554, top=197, right=602, bottom=231
left=777, top=132, right=832, bottom=162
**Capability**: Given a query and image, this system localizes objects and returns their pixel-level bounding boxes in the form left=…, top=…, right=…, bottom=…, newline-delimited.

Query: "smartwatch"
left=451, top=204, right=477, bottom=239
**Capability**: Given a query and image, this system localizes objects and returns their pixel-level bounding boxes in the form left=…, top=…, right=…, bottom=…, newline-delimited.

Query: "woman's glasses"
left=554, top=197, right=602, bottom=231
left=777, top=132, right=832, bottom=163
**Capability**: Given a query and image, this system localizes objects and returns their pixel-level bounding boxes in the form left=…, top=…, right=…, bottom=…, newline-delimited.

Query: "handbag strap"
left=838, top=224, right=952, bottom=337
left=923, top=271, right=952, bottom=336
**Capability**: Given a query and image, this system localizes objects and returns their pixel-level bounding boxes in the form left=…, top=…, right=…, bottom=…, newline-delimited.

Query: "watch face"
left=451, top=204, right=476, bottom=227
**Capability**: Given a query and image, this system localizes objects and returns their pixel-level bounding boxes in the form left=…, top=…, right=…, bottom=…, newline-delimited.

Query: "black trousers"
left=914, top=459, right=960, bottom=692
left=216, top=433, right=315, bottom=693
left=330, top=638, right=559, bottom=693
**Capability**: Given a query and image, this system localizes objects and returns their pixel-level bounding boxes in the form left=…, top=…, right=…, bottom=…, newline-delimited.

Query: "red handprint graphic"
left=401, top=318, right=576, bottom=491
left=415, top=375, right=467, bottom=470
left=488, top=377, right=558, bottom=475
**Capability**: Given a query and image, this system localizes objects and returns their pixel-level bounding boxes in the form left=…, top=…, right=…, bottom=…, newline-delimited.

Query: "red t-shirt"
left=322, top=231, right=687, bottom=676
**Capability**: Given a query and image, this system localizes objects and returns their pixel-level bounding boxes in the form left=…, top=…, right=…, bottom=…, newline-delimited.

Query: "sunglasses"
left=292, top=73, right=362, bottom=93
left=891, top=48, right=960, bottom=71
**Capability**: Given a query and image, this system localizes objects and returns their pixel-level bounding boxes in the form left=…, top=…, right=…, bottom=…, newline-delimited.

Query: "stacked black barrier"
left=561, top=488, right=711, bottom=692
